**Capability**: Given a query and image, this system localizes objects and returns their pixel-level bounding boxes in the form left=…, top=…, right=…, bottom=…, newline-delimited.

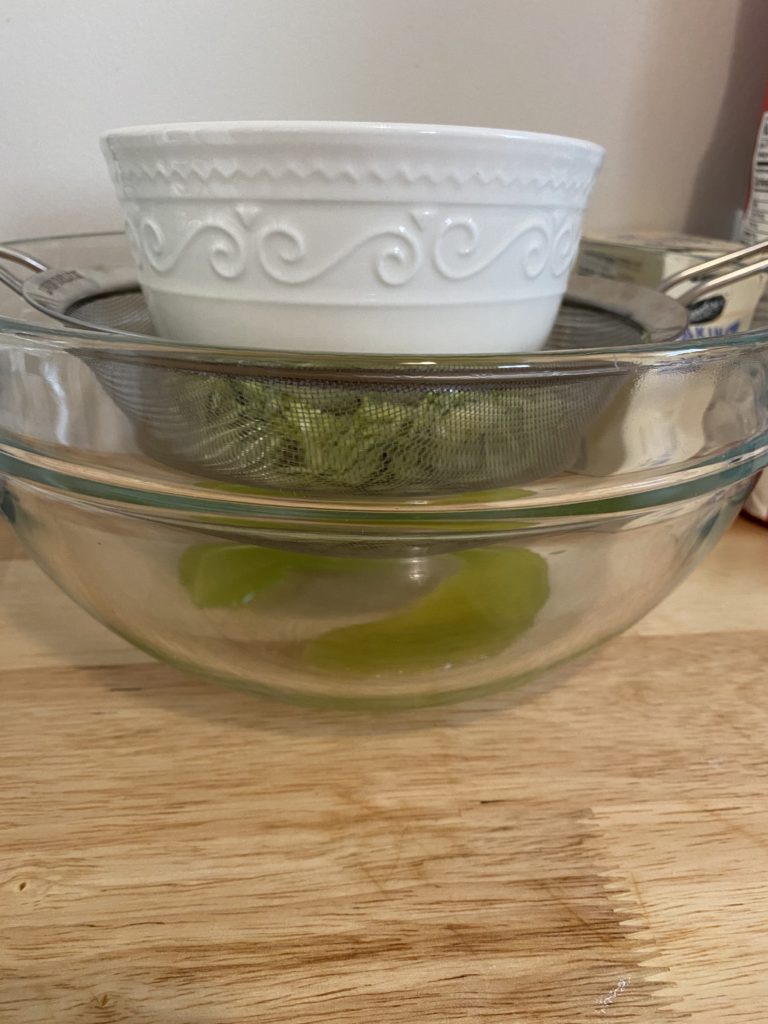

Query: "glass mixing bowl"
left=0, top=460, right=759, bottom=708
left=0, top=233, right=766, bottom=706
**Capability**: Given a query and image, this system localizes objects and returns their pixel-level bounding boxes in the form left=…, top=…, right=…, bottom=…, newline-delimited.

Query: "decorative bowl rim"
left=102, top=120, right=606, bottom=158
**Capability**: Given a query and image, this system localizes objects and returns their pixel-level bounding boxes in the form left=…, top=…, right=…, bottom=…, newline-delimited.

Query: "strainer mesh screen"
left=71, top=289, right=629, bottom=495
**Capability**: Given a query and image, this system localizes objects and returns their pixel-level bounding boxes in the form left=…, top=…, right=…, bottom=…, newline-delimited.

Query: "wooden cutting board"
left=0, top=517, right=766, bottom=1022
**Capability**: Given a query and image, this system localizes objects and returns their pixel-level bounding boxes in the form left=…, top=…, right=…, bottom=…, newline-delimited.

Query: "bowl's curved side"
left=2, top=474, right=749, bottom=708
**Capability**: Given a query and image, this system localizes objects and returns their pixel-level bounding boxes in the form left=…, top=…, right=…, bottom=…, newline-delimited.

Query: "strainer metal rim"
left=4, top=306, right=768, bottom=375
left=5, top=231, right=768, bottom=369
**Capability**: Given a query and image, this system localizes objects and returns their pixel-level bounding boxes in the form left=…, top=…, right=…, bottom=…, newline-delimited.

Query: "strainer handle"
left=659, top=238, right=768, bottom=305
left=0, top=246, right=49, bottom=295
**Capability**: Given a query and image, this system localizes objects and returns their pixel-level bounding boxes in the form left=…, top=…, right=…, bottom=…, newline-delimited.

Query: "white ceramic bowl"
left=101, top=121, right=604, bottom=354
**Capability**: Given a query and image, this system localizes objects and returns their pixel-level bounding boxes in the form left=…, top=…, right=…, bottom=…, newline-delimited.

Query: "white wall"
left=2, top=0, right=766, bottom=240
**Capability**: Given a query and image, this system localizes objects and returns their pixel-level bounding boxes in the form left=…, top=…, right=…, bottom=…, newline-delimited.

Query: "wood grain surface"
left=0, top=517, right=766, bottom=1022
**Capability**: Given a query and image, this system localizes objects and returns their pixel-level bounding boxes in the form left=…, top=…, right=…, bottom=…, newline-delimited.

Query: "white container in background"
left=578, top=231, right=766, bottom=339
left=101, top=121, right=604, bottom=354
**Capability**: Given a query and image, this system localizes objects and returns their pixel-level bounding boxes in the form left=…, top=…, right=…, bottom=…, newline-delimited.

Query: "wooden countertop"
left=1, top=515, right=766, bottom=1022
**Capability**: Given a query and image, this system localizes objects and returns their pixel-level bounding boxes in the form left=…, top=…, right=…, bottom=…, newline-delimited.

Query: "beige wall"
left=2, top=0, right=766, bottom=239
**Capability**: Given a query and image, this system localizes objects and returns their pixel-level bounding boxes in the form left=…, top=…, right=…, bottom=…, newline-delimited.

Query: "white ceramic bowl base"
left=102, top=122, right=604, bottom=354
left=144, top=288, right=566, bottom=355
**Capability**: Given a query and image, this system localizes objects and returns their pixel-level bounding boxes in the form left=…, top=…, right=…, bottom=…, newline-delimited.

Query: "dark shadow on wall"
left=685, top=0, right=768, bottom=236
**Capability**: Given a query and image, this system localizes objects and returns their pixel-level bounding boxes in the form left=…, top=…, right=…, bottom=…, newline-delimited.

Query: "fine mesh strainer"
left=0, top=242, right=765, bottom=497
